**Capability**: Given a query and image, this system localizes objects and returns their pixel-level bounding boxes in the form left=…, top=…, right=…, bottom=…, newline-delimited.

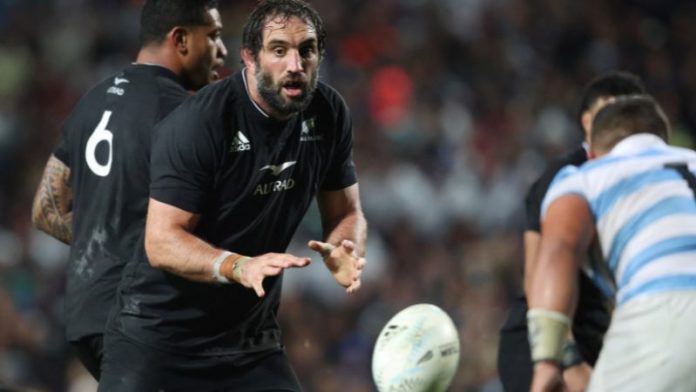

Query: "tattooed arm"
left=31, top=155, right=73, bottom=244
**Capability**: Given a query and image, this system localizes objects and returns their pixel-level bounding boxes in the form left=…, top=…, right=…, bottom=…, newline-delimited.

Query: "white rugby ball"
left=372, top=304, right=460, bottom=392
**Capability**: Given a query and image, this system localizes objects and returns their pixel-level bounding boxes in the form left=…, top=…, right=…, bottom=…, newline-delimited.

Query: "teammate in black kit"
left=497, top=71, right=645, bottom=392
left=30, top=0, right=227, bottom=380
left=98, top=0, right=368, bottom=390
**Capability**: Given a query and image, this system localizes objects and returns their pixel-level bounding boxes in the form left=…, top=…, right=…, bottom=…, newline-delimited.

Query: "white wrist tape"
left=527, top=308, right=571, bottom=363
left=212, top=251, right=233, bottom=284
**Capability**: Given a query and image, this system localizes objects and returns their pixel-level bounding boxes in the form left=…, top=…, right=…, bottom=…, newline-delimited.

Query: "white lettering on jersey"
left=107, top=86, right=124, bottom=96
left=85, top=110, right=114, bottom=177
left=254, top=179, right=296, bottom=195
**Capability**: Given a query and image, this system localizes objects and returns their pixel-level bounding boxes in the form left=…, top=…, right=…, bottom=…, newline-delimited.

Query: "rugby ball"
left=372, top=304, right=460, bottom=392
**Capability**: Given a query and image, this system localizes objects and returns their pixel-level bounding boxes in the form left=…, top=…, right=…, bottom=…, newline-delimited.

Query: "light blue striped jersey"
left=541, top=134, right=696, bottom=306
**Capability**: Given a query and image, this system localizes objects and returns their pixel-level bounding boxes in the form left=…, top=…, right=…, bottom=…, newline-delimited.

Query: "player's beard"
left=255, top=66, right=318, bottom=116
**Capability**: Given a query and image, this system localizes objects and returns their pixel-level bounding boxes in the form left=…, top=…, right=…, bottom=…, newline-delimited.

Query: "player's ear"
left=581, top=111, right=592, bottom=142
left=240, top=48, right=256, bottom=71
left=170, top=27, right=190, bottom=55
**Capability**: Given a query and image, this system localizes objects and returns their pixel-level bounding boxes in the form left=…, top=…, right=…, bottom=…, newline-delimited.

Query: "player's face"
left=252, top=15, right=320, bottom=116
left=184, top=8, right=227, bottom=90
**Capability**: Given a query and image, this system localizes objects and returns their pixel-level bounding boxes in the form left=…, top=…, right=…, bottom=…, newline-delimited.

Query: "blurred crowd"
left=1, top=0, right=695, bottom=391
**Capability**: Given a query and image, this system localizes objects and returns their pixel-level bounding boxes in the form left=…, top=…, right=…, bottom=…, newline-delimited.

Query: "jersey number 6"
left=85, top=110, right=114, bottom=177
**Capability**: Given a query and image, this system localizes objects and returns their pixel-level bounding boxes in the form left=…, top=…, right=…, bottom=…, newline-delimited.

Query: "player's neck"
left=243, top=67, right=293, bottom=122
left=135, top=47, right=181, bottom=76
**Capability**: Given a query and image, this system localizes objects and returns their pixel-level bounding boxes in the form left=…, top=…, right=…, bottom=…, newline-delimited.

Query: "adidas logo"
left=230, top=131, right=251, bottom=152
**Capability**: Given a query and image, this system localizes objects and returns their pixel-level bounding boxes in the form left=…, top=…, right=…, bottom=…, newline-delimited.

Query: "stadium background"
left=0, top=0, right=695, bottom=390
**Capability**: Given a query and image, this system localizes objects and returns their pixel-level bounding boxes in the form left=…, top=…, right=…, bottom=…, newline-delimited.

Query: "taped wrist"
left=231, top=256, right=251, bottom=283
left=212, top=251, right=249, bottom=284
left=527, top=308, right=571, bottom=364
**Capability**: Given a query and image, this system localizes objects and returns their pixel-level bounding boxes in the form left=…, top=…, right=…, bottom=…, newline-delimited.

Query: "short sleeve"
left=150, top=100, right=222, bottom=213
left=524, top=176, right=547, bottom=233
left=53, top=110, right=82, bottom=167
left=540, top=165, right=587, bottom=221
left=53, top=134, right=70, bottom=166
left=321, top=92, right=357, bottom=191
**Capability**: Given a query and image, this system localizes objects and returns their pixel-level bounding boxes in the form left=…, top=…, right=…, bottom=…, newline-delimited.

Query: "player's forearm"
left=31, top=155, right=72, bottom=244
left=144, top=200, right=246, bottom=284
left=528, top=243, right=579, bottom=315
left=323, top=210, right=367, bottom=256
left=527, top=241, right=580, bottom=364
left=145, top=226, right=247, bottom=284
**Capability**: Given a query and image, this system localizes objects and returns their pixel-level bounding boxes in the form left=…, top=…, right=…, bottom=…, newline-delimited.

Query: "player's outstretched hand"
left=308, top=239, right=366, bottom=294
left=234, top=253, right=311, bottom=297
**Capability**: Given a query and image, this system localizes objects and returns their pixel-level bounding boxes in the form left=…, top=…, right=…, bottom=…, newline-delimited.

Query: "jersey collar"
left=609, top=133, right=668, bottom=156
left=130, top=63, right=184, bottom=87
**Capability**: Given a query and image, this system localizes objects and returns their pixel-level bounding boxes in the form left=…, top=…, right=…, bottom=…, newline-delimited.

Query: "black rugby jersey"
left=53, top=64, right=188, bottom=341
left=500, top=146, right=611, bottom=366
left=114, top=70, right=357, bottom=359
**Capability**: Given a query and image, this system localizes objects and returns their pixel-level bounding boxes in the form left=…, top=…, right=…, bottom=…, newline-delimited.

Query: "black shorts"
left=70, top=334, right=104, bottom=380
left=497, top=298, right=532, bottom=392
left=497, top=326, right=532, bottom=392
left=98, top=331, right=301, bottom=391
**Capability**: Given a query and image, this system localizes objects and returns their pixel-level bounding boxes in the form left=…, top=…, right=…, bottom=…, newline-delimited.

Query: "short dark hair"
left=591, top=94, right=670, bottom=152
left=242, top=0, right=326, bottom=58
left=578, top=71, right=646, bottom=125
left=139, top=0, right=218, bottom=46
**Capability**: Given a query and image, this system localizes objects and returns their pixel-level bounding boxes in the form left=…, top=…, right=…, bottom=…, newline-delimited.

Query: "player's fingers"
left=340, top=239, right=355, bottom=253
left=262, top=254, right=307, bottom=268
left=347, top=279, right=361, bottom=294
left=356, top=257, right=366, bottom=270
left=285, top=257, right=311, bottom=268
left=252, top=279, right=265, bottom=297
left=262, top=265, right=283, bottom=276
left=286, top=256, right=312, bottom=267
left=308, top=240, right=335, bottom=256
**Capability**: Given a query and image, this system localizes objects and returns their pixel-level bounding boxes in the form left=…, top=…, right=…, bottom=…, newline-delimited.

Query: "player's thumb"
left=307, top=240, right=334, bottom=256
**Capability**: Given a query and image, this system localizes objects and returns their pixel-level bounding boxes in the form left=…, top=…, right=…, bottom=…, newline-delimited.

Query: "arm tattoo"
left=31, top=155, right=73, bottom=244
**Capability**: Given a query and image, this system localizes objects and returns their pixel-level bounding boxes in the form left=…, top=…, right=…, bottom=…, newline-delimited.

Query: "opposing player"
left=31, top=0, right=227, bottom=379
left=529, top=95, right=696, bottom=391
left=497, top=71, right=645, bottom=392
left=98, top=0, right=367, bottom=390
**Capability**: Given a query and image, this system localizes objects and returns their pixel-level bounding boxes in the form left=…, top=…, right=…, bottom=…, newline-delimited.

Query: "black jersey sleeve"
left=53, top=133, right=70, bottom=166
left=525, top=147, right=588, bottom=232
left=150, top=99, right=222, bottom=213
left=524, top=175, right=549, bottom=233
left=321, top=90, right=358, bottom=191
left=53, top=107, right=82, bottom=167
